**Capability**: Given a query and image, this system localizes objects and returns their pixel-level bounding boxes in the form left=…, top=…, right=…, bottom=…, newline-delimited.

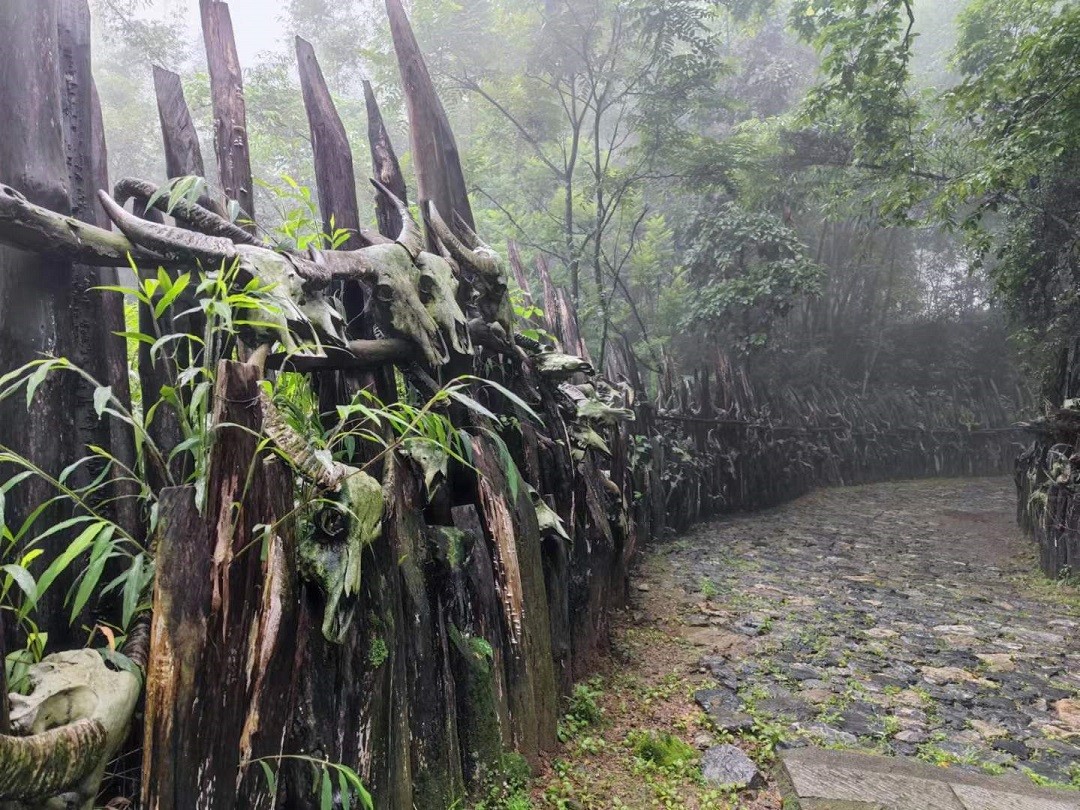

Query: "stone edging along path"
left=779, top=747, right=1079, bottom=809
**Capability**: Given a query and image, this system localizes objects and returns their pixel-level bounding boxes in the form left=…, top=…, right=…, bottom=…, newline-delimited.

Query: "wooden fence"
left=0, top=2, right=1026, bottom=808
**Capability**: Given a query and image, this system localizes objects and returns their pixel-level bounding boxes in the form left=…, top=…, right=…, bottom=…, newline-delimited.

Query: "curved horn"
left=97, top=190, right=238, bottom=267
left=113, top=178, right=261, bottom=247
left=427, top=203, right=501, bottom=277
left=0, top=719, right=107, bottom=802
left=356, top=224, right=395, bottom=247
left=307, top=245, right=376, bottom=285
left=453, top=211, right=486, bottom=251
left=370, top=179, right=423, bottom=259
left=258, top=390, right=350, bottom=490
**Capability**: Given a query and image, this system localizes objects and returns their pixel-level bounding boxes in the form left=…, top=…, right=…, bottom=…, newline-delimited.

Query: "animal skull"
left=298, top=469, right=385, bottom=643
left=3, top=649, right=141, bottom=809
left=415, top=251, right=472, bottom=357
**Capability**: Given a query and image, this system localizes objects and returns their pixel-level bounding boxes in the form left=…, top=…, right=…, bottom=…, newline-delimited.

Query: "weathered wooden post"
left=385, top=0, right=474, bottom=240
left=142, top=362, right=297, bottom=810
left=0, top=0, right=85, bottom=648
left=153, top=65, right=221, bottom=215
left=364, top=79, right=408, bottom=239
left=199, top=0, right=255, bottom=224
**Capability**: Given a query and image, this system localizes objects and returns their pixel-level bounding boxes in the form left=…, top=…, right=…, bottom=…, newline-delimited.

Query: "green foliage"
left=367, top=636, right=389, bottom=668
left=681, top=201, right=822, bottom=352
left=791, top=0, right=919, bottom=173
left=471, top=752, right=534, bottom=810
left=251, top=754, right=374, bottom=810
left=557, top=678, right=605, bottom=742
left=258, top=175, right=354, bottom=250
left=0, top=357, right=159, bottom=685
left=0, top=246, right=293, bottom=676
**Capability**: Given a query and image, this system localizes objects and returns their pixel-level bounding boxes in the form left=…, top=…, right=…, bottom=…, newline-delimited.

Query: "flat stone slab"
left=781, top=748, right=1080, bottom=810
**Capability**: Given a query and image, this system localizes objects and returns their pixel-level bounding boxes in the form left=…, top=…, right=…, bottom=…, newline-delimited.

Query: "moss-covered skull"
left=234, top=244, right=346, bottom=352
left=298, top=470, right=385, bottom=643
left=427, top=203, right=514, bottom=335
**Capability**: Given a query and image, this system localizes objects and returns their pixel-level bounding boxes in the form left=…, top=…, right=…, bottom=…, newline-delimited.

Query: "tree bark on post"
left=199, top=0, right=255, bottom=226
left=385, top=0, right=475, bottom=245
left=153, top=65, right=222, bottom=216
left=57, top=0, right=141, bottom=542
left=142, top=362, right=296, bottom=810
left=364, top=79, right=407, bottom=240
left=0, top=0, right=82, bottom=650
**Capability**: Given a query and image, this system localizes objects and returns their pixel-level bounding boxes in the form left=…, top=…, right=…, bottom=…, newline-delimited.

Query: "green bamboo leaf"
left=70, top=527, right=116, bottom=622
left=320, top=768, right=333, bottom=810
left=1, top=564, right=38, bottom=608
left=112, top=330, right=157, bottom=346
left=258, top=761, right=277, bottom=796
left=94, top=386, right=113, bottom=418
left=337, top=769, right=351, bottom=810
left=12, top=495, right=67, bottom=543
left=25, top=363, right=53, bottom=409
left=446, top=389, right=499, bottom=422
left=34, top=522, right=106, bottom=611
left=25, top=515, right=98, bottom=555
left=0, top=471, right=34, bottom=529
left=121, top=552, right=146, bottom=629
left=339, top=768, right=373, bottom=810
left=154, top=272, right=191, bottom=318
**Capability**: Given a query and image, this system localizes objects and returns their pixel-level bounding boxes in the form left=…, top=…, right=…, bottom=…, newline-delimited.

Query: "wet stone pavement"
left=658, top=478, right=1080, bottom=789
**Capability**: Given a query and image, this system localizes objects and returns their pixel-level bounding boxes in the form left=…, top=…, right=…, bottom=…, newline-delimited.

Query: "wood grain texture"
left=364, top=79, right=408, bottom=241
left=199, top=0, right=255, bottom=225
left=142, top=363, right=296, bottom=810
left=385, top=0, right=475, bottom=247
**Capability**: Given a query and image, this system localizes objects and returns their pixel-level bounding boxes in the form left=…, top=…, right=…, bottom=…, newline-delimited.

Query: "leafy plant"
left=257, top=175, right=353, bottom=251
left=249, top=754, right=374, bottom=810
left=557, top=678, right=605, bottom=742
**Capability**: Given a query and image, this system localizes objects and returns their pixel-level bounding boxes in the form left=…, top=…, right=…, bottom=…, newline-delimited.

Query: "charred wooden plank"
left=142, top=362, right=296, bottom=810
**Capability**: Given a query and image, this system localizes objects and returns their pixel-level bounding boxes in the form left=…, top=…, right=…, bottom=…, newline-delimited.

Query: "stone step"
left=779, top=747, right=1080, bottom=810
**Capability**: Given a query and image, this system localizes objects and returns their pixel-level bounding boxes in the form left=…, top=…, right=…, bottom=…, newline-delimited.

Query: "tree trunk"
left=199, top=0, right=255, bottom=226
left=0, top=0, right=81, bottom=650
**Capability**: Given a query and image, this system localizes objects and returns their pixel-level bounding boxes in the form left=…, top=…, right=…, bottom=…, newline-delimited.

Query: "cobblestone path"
left=660, top=477, right=1080, bottom=790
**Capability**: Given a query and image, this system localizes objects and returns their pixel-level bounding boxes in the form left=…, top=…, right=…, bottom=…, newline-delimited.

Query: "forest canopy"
left=87, top=0, right=1077, bottom=403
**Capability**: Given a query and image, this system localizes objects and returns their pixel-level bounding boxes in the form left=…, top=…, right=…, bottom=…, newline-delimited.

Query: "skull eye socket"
left=419, top=274, right=436, bottom=302
left=375, top=283, right=395, bottom=303
left=315, top=505, right=347, bottom=541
